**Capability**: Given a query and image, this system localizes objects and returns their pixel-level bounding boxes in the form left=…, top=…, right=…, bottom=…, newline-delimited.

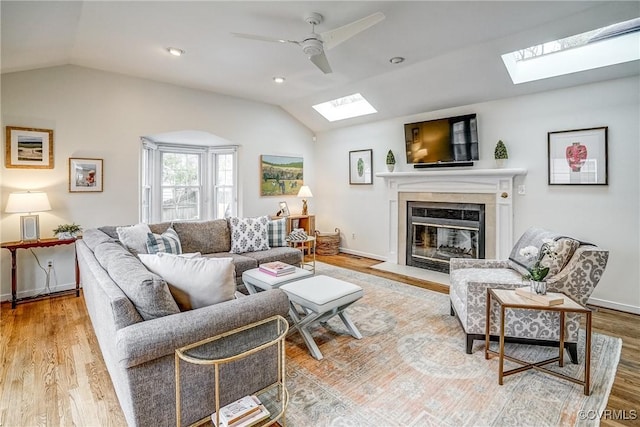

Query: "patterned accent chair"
left=449, top=227, right=608, bottom=363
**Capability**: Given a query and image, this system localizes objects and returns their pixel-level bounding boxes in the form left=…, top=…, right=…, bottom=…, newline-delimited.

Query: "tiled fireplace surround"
left=376, top=169, right=527, bottom=271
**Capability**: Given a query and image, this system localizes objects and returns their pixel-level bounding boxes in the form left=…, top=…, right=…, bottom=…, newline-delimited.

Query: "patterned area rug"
left=283, top=263, right=622, bottom=427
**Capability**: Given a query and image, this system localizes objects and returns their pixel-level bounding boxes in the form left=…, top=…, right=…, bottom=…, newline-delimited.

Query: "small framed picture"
left=349, top=149, right=373, bottom=185
left=278, top=201, right=290, bottom=217
left=69, top=158, right=104, bottom=192
left=5, top=126, right=54, bottom=169
left=548, top=127, right=608, bottom=185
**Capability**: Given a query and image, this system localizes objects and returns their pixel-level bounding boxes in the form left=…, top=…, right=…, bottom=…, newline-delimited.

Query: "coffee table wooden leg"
left=585, top=310, right=592, bottom=395
left=485, top=289, right=491, bottom=360
left=559, top=312, right=565, bottom=368
left=499, top=305, right=506, bottom=385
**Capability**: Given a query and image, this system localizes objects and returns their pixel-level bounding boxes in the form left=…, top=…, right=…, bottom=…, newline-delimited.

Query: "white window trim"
left=140, top=138, right=238, bottom=223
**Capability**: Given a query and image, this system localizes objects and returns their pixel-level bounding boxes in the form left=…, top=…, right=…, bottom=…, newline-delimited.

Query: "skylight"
left=312, top=93, right=377, bottom=122
left=502, top=17, right=640, bottom=84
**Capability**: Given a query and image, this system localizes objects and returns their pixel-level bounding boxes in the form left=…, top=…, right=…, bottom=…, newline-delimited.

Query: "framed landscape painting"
left=261, top=155, right=303, bottom=196
left=349, top=149, right=373, bottom=185
left=69, top=158, right=104, bottom=192
left=548, top=127, right=608, bottom=185
left=5, top=126, right=54, bottom=169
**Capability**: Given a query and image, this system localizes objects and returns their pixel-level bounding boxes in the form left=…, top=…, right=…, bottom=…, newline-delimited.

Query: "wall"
left=1, top=65, right=313, bottom=299
left=313, top=76, right=640, bottom=314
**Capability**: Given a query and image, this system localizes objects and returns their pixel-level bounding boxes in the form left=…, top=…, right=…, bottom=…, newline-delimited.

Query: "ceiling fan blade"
left=309, top=51, right=333, bottom=74
left=231, top=32, right=299, bottom=45
left=321, top=12, right=385, bottom=50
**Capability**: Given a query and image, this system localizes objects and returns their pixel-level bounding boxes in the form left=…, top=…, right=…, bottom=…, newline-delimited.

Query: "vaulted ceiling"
left=2, top=1, right=639, bottom=132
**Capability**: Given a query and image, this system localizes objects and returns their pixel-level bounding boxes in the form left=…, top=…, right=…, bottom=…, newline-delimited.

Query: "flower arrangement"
left=518, top=239, right=558, bottom=281
left=53, top=223, right=82, bottom=239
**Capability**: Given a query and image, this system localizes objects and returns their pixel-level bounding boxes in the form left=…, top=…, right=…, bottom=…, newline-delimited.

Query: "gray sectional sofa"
left=78, top=219, right=300, bottom=426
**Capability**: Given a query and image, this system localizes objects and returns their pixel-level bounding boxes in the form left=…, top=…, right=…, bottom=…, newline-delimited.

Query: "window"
left=141, top=139, right=238, bottom=223
left=501, top=17, right=640, bottom=84
left=312, top=93, right=377, bottom=122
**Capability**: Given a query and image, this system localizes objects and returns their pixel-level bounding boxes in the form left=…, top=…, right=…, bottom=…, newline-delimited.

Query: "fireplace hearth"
left=406, top=201, right=485, bottom=273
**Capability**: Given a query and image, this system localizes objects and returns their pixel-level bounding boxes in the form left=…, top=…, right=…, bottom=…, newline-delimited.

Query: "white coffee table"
left=242, top=267, right=313, bottom=294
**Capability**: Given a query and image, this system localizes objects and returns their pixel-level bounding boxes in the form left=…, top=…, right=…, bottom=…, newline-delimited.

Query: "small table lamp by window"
left=5, top=191, right=51, bottom=241
left=297, top=185, right=313, bottom=216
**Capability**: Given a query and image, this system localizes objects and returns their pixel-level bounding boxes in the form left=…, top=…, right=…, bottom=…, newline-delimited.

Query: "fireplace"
left=407, top=201, right=485, bottom=273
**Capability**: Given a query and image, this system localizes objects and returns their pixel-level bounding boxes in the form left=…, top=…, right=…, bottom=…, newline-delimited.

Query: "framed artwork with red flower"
left=548, top=127, right=608, bottom=185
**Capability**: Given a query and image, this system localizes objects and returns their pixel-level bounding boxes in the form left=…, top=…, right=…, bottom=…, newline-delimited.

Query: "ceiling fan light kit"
left=232, top=11, right=385, bottom=74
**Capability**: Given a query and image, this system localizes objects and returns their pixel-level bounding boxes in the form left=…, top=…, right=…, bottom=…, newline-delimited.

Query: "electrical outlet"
left=46, top=260, right=54, bottom=268
left=518, top=185, right=526, bottom=195
left=352, top=233, right=356, bottom=240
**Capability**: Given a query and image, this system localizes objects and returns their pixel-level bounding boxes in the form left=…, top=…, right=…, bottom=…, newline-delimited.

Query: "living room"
left=1, top=1, right=639, bottom=426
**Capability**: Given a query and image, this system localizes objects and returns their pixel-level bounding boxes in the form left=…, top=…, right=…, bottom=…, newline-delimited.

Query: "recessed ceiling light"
left=167, top=47, right=185, bottom=57
left=273, top=76, right=286, bottom=84
left=389, top=56, right=405, bottom=64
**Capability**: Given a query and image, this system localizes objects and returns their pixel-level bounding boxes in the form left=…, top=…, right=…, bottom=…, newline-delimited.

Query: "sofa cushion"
left=268, top=218, right=287, bottom=247
left=83, top=228, right=115, bottom=251
left=242, top=247, right=302, bottom=267
left=229, top=216, right=270, bottom=254
left=117, top=223, right=153, bottom=255
left=146, top=227, right=182, bottom=254
left=206, top=252, right=258, bottom=277
left=139, top=253, right=236, bottom=311
left=173, top=220, right=231, bottom=254
left=93, top=240, right=180, bottom=320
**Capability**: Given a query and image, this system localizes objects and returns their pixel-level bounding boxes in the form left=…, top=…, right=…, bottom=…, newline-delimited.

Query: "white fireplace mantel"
left=376, top=168, right=527, bottom=265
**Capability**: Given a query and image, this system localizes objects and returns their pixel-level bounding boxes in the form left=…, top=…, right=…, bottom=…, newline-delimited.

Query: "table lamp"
left=297, top=185, right=313, bottom=216
left=5, top=191, right=51, bottom=241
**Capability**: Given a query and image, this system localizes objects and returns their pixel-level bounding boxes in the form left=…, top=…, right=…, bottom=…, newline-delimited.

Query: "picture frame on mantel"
left=69, top=158, right=104, bottom=192
left=548, top=127, right=608, bottom=185
left=349, top=149, right=373, bottom=185
left=5, top=126, right=54, bottom=169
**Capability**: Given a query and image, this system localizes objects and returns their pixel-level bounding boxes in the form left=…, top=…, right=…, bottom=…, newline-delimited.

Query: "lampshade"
left=297, top=186, right=313, bottom=198
left=5, top=191, right=51, bottom=213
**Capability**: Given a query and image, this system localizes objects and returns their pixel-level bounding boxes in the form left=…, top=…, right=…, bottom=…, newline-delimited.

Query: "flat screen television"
left=404, top=114, right=479, bottom=167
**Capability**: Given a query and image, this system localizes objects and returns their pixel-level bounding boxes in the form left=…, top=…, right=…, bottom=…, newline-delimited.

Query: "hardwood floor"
left=1, top=253, right=638, bottom=426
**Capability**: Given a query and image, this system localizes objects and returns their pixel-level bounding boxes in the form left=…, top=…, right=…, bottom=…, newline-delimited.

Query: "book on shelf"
left=259, top=261, right=295, bottom=276
left=211, top=395, right=271, bottom=427
left=515, top=287, right=564, bottom=306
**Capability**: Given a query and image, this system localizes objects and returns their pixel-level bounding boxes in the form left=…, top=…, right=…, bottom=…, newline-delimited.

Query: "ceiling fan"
left=231, top=11, right=385, bottom=74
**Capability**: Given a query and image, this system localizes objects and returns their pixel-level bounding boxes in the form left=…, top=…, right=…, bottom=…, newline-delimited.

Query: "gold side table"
left=485, top=288, right=593, bottom=395
left=288, top=236, right=316, bottom=273
left=175, top=315, right=289, bottom=427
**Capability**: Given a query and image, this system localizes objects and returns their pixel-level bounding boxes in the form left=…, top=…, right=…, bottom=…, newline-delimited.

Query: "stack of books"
left=259, top=261, right=295, bottom=277
left=211, top=395, right=270, bottom=427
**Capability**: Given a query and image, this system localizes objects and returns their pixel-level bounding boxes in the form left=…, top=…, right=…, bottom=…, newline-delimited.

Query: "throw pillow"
left=228, top=216, right=270, bottom=254
left=138, top=253, right=236, bottom=311
left=146, top=227, right=182, bottom=254
left=117, top=223, right=152, bottom=255
left=539, top=237, right=580, bottom=279
left=268, top=218, right=287, bottom=247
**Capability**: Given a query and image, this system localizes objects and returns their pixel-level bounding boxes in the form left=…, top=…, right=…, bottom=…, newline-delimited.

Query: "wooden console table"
left=1, top=238, right=80, bottom=309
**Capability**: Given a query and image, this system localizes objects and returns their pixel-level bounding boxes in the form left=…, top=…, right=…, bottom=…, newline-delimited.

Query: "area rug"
left=282, top=263, right=622, bottom=427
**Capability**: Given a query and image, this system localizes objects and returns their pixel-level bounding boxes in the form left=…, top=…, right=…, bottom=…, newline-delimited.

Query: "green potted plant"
left=494, top=140, right=508, bottom=168
left=53, top=223, right=82, bottom=240
left=386, top=149, right=396, bottom=172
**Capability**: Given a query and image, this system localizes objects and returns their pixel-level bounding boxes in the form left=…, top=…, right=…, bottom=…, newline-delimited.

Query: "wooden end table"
left=1, top=237, right=80, bottom=309
left=485, top=288, right=593, bottom=395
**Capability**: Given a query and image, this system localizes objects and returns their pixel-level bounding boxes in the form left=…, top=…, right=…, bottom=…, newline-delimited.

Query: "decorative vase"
left=58, top=232, right=73, bottom=240
left=495, top=158, right=506, bottom=168
left=531, top=280, right=547, bottom=295
left=387, top=163, right=395, bottom=172
left=566, top=142, right=587, bottom=172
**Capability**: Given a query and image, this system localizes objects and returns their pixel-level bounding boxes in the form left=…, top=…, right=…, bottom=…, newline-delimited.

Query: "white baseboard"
left=338, top=247, right=387, bottom=262
left=588, top=297, right=640, bottom=315
left=1, top=282, right=77, bottom=302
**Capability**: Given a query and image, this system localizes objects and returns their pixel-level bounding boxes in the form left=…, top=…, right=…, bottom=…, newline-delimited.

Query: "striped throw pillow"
left=146, top=228, right=182, bottom=254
